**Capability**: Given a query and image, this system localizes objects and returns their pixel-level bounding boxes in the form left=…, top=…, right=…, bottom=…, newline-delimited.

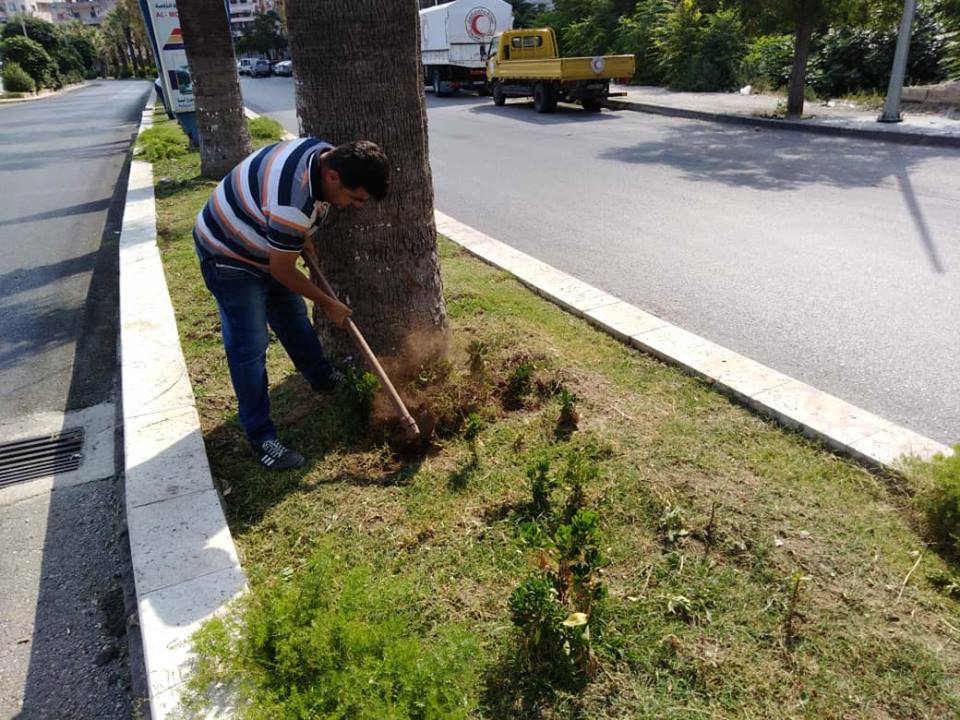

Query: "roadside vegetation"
left=0, top=2, right=154, bottom=93
left=513, top=0, right=958, bottom=95
left=145, top=113, right=960, bottom=718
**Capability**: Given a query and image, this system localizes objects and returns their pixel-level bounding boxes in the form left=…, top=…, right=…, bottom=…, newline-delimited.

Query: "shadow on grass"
left=481, top=650, right=589, bottom=720
left=202, top=372, right=426, bottom=533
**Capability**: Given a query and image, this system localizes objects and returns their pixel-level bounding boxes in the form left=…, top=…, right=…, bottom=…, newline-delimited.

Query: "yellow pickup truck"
left=485, top=28, right=635, bottom=112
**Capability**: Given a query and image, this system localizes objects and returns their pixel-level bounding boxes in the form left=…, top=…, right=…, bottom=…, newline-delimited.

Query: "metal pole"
left=879, top=0, right=918, bottom=123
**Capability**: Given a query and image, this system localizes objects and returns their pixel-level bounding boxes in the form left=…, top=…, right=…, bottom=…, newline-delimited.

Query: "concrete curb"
left=120, top=97, right=245, bottom=718
left=604, top=96, right=960, bottom=150
left=435, top=210, right=952, bottom=472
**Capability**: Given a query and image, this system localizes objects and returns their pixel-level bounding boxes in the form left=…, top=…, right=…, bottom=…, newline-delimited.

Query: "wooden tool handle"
left=301, top=252, right=421, bottom=439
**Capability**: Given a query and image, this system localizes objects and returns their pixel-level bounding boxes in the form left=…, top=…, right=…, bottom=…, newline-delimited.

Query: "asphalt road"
left=241, top=77, right=960, bottom=446
left=0, top=80, right=151, bottom=719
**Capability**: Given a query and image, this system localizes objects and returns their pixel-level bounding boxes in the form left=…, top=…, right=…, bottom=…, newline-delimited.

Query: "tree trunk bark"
left=286, top=0, right=447, bottom=366
left=124, top=27, right=141, bottom=75
left=786, top=0, right=816, bottom=119
left=178, top=0, right=252, bottom=179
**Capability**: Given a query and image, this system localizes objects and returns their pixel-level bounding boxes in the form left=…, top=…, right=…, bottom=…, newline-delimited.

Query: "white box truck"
left=420, top=0, right=514, bottom=96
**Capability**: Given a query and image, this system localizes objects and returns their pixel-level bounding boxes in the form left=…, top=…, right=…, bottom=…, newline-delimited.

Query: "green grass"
left=149, top=108, right=960, bottom=719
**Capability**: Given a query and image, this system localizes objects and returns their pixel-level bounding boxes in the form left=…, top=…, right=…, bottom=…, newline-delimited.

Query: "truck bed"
left=494, top=54, right=635, bottom=81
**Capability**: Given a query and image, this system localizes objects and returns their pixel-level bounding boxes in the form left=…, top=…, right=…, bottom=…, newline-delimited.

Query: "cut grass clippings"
left=148, top=108, right=960, bottom=719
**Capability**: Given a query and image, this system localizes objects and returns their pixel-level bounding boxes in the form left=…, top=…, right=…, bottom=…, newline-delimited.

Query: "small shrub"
left=467, top=339, right=489, bottom=376
left=659, top=505, right=690, bottom=546
left=335, top=366, right=381, bottom=434
left=561, top=448, right=596, bottom=521
left=2, top=62, right=35, bottom=93
left=137, top=125, right=190, bottom=162
left=922, top=446, right=960, bottom=556
left=557, top=388, right=580, bottom=430
left=1, top=35, right=56, bottom=89
left=744, top=34, right=794, bottom=90
left=247, top=115, right=284, bottom=142
left=527, top=454, right=556, bottom=517
left=462, top=411, right=483, bottom=462
left=184, top=548, right=482, bottom=718
left=507, top=360, right=535, bottom=400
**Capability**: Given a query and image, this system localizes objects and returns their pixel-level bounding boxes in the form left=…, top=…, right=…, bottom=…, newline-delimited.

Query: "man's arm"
left=268, top=249, right=352, bottom=327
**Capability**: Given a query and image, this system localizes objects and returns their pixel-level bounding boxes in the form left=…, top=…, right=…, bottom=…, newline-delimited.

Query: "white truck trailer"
left=420, top=0, right=514, bottom=96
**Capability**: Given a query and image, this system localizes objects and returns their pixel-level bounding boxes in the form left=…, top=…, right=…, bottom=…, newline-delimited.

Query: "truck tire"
left=433, top=69, right=452, bottom=97
left=533, top=82, right=557, bottom=113
left=582, top=99, right=602, bottom=112
left=492, top=81, right=505, bottom=106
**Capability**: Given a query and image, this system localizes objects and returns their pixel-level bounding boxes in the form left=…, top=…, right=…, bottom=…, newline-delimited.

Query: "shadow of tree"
left=597, top=123, right=951, bottom=273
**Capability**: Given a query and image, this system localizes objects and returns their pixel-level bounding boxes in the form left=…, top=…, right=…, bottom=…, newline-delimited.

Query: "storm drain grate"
left=0, top=428, right=84, bottom=487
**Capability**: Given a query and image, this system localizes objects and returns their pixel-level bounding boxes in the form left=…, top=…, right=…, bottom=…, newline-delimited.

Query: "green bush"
left=1, top=35, right=57, bottom=89
left=697, top=8, right=747, bottom=91
left=923, top=446, right=960, bottom=556
left=744, top=33, right=794, bottom=90
left=2, top=61, right=35, bottom=93
left=654, top=0, right=704, bottom=90
left=184, top=549, right=482, bottom=719
left=137, top=125, right=190, bottom=162
left=613, top=0, right=672, bottom=85
left=247, top=115, right=285, bottom=141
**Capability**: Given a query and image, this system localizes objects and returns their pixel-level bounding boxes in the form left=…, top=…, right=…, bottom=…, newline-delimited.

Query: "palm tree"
left=285, top=0, right=447, bottom=362
left=177, top=0, right=251, bottom=178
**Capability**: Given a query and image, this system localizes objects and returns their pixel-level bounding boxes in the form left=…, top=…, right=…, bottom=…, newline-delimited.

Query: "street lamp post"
left=879, top=0, right=918, bottom=123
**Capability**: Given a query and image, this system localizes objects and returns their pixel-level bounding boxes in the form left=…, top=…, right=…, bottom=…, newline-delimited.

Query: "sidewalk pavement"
left=608, top=84, right=960, bottom=148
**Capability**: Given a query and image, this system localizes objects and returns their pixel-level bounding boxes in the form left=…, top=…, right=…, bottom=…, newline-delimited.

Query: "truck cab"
left=486, top=28, right=635, bottom=112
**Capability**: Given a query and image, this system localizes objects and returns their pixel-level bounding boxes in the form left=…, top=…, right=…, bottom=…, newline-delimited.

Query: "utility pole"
left=879, top=0, right=918, bottom=123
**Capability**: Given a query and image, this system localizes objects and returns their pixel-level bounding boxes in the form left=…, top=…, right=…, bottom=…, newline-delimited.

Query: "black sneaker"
left=256, top=439, right=305, bottom=471
left=312, top=368, right=346, bottom=392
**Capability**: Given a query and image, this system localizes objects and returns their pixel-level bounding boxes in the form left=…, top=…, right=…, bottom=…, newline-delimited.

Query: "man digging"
left=193, top=138, right=390, bottom=470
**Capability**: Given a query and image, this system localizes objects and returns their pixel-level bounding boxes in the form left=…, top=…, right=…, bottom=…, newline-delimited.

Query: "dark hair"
left=319, top=140, right=390, bottom=201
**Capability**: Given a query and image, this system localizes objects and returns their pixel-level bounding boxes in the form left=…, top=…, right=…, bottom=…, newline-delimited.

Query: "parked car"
left=273, top=60, right=293, bottom=77
left=238, top=57, right=271, bottom=78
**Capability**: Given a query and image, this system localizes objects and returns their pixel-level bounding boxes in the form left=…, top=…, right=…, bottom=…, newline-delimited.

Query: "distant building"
left=228, top=0, right=279, bottom=37
left=0, top=0, right=117, bottom=26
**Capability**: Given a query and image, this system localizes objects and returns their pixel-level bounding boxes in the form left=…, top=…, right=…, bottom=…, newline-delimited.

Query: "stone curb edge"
left=605, top=97, right=960, bottom=150
left=435, top=210, right=953, bottom=472
left=121, top=96, right=246, bottom=719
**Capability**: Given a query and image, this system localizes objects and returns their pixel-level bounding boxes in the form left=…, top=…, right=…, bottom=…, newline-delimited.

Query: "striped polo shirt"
left=193, top=137, right=332, bottom=273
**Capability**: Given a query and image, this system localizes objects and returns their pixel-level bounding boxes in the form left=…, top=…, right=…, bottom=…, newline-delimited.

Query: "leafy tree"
left=0, top=35, right=57, bottom=89
left=654, top=0, right=704, bottom=89
left=614, top=0, right=672, bottom=84
left=244, top=10, right=287, bottom=59
left=698, top=8, right=747, bottom=91
left=1, top=15, right=60, bottom=55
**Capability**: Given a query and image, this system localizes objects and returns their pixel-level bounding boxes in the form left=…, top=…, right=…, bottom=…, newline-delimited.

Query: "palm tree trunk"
left=285, top=0, right=446, bottom=364
left=786, top=0, right=817, bottom=119
left=178, top=0, right=252, bottom=179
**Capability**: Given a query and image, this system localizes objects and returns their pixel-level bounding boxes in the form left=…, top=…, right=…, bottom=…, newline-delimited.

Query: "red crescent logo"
left=471, top=15, right=485, bottom=36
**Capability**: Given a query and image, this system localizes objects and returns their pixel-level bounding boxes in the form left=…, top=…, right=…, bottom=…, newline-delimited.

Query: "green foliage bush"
left=247, top=115, right=285, bottom=142
left=137, top=125, right=190, bottom=162
left=614, top=0, right=672, bottom=84
left=697, top=8, right=747, bottom=91
left=335, top=366, right=381, bottom=435
left=923, top=446, right=960, bottom=556
left=2, top=61, right=35, bottom=93
left=1, top=35, right=57, bottom=89
left=743, top=34, right=794, bottom=90
left=654, top=0, right=703, bottom=90
left=184, top=549, right=482, bottom=719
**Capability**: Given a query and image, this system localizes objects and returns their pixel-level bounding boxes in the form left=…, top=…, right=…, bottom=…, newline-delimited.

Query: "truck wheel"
left=433, top=69, right=451, bottom=98
left=492, top=82, right=505, bottom=106
left=533, top=83, right=557, bottom=113
left=582, top=99, right=602, bottom=112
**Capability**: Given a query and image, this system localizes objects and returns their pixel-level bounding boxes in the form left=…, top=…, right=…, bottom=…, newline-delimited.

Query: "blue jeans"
left=196, top=248, right=336, bottom=447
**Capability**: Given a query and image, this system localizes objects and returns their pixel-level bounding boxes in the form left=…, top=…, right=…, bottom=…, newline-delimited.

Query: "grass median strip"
left=147, top=110, right=960, bottom=719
